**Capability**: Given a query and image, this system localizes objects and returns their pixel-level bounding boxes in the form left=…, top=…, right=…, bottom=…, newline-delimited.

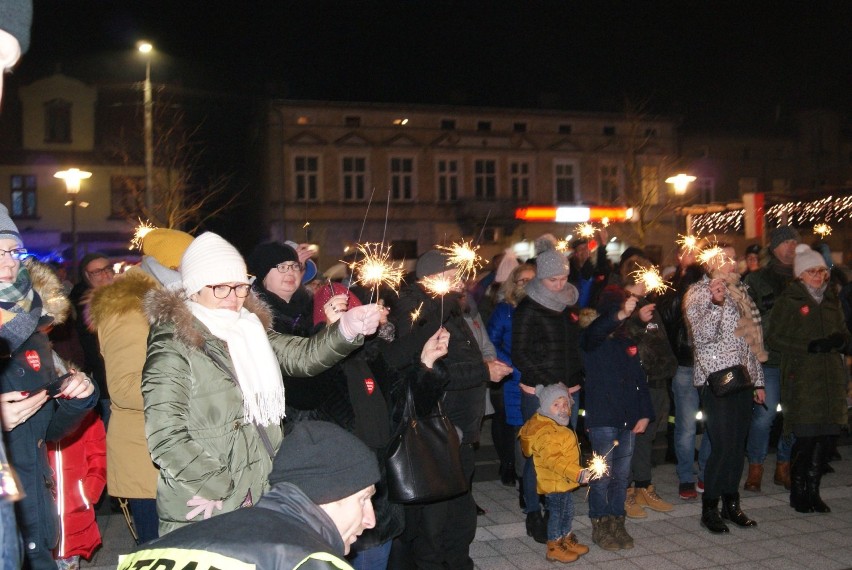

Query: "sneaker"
left=679, top=482, right=698, bottom=500
left=624, top=487, right=647, bottom=519
left=696, top=480, right=705, bottom=493
left=635, top=484, right=674, bottom=512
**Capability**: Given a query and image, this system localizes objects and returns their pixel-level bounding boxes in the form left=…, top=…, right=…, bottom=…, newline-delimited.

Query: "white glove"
left=185, top=496, right=223, bottom=520
left=338, top=304, right=382, bottom=341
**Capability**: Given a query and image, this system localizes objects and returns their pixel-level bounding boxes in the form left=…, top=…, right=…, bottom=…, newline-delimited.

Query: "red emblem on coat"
left=364, top=378, right=375, bottom=395
left=800, top=305, right=810, bottom=316
left=25, top=350, right=41, bottom=371
left=626, top=346, right=638, bottom=357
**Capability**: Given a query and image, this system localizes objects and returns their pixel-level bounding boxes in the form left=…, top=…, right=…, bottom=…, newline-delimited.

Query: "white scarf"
left=189, top=302, right=286, bottom=427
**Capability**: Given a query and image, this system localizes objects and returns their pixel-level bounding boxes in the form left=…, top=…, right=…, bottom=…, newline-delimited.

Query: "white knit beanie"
left=793, top=243, right=826, bottom=278
left=180, top=232, right=248, bottom=295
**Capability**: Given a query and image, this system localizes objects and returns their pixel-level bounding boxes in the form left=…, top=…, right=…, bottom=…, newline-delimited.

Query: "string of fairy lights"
left=691, top=195, right=852, bottom=235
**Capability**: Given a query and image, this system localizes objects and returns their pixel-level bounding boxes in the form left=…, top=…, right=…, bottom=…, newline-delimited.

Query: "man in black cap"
left=743, top=226, right=800, bottom=493
left=117, top=421, right=380, bottom=570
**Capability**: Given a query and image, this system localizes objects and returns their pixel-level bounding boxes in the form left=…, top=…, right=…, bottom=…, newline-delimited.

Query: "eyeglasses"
left=275, top=262, right=302, bottom=273
left=804, top=267, right=829, bottom=277
left=0, top=248, right=28, bottom=261
left=206, top=283, right=251, bottom=299
left=86, top=266, right=115, bottom=278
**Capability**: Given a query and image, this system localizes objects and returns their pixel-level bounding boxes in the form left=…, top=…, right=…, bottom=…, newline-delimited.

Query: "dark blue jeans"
left=521, top=390, right=541, bottom=514
left=128, top=498, right=159, bottom=544
left=587, top=427, right=634, bottom=519
left=545, top=491, right=576, bottom=541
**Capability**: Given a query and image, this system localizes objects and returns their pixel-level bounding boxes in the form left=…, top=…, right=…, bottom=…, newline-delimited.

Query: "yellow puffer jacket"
left=519, top=413, right=583, bottom=495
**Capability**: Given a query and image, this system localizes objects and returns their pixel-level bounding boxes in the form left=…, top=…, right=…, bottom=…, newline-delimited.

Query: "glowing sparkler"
left=555, top=239, right=570, bottom=253
left=697, top=245, right=730, bottom=268
left=586, top=440, right=620, bottom=481
left=410, top=301, right=423, bottom=325
left=601, top=217, right=610, bottom=227
left=352, top=243, right=404, bottom=294
left=676, top=234, right=700, bottom=253
left=129, top=220, right=157, bottom=251
left=577, top=223, right=596, bottom=239
left=814, top=223, right=832, bottom=237
left=420, top=273, right=460, bottom=324
left=437, top=240, right=481, bottom=283
left=631, top=265, right=670, bottom=295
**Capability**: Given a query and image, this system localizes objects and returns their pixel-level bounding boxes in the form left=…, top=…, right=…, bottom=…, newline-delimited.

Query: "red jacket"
left=48, top=411, right=106, bottom=560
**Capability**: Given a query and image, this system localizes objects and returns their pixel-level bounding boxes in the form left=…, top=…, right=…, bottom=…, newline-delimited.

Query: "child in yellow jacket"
left=520, top=383, right=590, bottom=563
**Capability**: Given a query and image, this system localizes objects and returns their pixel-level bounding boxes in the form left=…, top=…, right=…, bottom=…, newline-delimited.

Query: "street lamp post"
left=54, top=168, right=92, bottom=281
left=138, top=41, right=154, bottom=215
left=665, top=173, right=697, bottom=195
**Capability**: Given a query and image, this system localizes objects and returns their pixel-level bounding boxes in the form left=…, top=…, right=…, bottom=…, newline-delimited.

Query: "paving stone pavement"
left=82, top=445, right=852, bottom=569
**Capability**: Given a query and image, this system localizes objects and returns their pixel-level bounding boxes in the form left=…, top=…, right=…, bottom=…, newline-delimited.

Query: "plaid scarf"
left=0, top=266, right=43, bottom=353
left=717, top=271, right=768, bottom=362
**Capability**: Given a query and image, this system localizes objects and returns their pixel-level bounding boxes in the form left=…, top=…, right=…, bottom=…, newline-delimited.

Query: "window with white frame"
left=509, top=160, right=531, bottom=201
left=390, top=157, right=415, bottom=201
left=695, top=177, right=716, bottom=203
left=10, top=175, right=37, bottom=218
left=294, top=155, right=319, bottom=202
left=342, top=156, right=368, bottom=201
left=553, top=160, right=579, bottom=203
left=474, top=159, right=497, bottom=199
left=436, top=159, right=459, bottom=202
left=599, top=162, right=622, bottom=204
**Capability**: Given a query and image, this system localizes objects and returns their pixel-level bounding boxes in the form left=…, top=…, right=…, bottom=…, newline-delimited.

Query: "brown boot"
left=744, top=463, right=763, bottom=492
left=546, top=539, right=579, bottom=563
left=560, top=532, right=589, bottom=556
left=774, top=461, right=791, bottom=490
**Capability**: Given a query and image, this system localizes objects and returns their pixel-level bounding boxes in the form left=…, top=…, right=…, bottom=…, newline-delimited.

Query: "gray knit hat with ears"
left=535, top=242, right=569, bottom=280
left=535, top=383, right=573, bottom=422
left=0, top=203, right=23, bottom=247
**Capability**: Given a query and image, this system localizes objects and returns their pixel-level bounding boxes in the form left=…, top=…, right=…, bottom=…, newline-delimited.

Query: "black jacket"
left=512, top=296, right=584, bottom=389
left=118, top=483, right=351, bottom=570
left=658, top=264, right=704, bottom=367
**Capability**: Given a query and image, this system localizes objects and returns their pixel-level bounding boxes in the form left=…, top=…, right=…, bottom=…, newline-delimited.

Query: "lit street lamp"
left=665, top=173, right=697, bottom=195
left=138, top=41, right=154, bottom=215
left=54, top=168, right=92, bottom=280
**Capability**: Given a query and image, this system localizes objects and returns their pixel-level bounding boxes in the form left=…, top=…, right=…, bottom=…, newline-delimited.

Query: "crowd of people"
left=1, top=5, right=850, bottom=569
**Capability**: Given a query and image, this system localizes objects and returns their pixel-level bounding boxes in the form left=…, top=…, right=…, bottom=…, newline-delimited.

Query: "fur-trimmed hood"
left=86, top=267, right=159, bottom=332
left=24, top=257, right=71, bottom=325
left=143, top=286, right=274, bottom=351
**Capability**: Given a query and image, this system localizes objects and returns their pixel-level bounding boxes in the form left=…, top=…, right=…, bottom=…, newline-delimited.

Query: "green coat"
left=766, top=280, right=849, bottom=435
left=142, top=288, right=362, bottom=535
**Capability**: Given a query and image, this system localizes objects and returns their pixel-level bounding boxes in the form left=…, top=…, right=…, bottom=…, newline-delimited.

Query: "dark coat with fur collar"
left=142, top=287, right=361, bottom=535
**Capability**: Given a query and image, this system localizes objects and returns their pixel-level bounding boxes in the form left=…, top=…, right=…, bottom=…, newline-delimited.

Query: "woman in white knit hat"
left=767, top=243, right=850, bottom=515
left=141, top=232, right=381, bottom=536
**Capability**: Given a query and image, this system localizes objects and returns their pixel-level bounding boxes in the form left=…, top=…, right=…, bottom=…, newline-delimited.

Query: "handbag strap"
left=202, top=345, right=276, bottom=460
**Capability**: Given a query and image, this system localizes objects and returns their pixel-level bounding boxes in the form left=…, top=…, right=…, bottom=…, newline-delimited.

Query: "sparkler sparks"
left=697, top=245, right=731, bottom=269
left=813, top=223, right=832, bottom=237
left=631, top=265, right=670, bottom=295
left=420, top=273, right=457, bottom=298
left=676, top=234, right=700, bottom=253
left=601, top=217, right=610, bottom=227
left=586, top=440, right=620, bottom=481
left=129, top=220, right=157, bottom=251
left=577, top=223, right=597, bottom=239
left=352, top=243, right=404, bottom=292
left=437, top=240, right=482, bottom=282
left=410, top=301, right=423, bottom=325
left=555, top=240, right=570, bottom=253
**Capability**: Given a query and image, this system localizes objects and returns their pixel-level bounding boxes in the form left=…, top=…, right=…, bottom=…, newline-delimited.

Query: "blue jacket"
left=486, top=302, right=523, bottom=426
left=579, top=309, right=654, bottom=430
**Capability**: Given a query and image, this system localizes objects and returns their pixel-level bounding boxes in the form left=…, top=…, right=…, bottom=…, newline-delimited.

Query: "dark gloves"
left=807, top=333, right=847, bottom=354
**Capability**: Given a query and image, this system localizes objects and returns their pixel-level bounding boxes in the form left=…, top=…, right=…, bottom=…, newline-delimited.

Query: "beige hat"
left=180, top=232, right=248, bottom=295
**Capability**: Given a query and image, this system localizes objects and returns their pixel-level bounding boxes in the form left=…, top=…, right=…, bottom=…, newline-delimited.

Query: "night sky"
left=19, top=1, right=852, bottom=129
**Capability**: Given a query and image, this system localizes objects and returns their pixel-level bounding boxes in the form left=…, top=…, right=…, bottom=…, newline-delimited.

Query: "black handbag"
left=385, top=387, right=468, bottom=503
left=707, top=365, right=753, bottom=397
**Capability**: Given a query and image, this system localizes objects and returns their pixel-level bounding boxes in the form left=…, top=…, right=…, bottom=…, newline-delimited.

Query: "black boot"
left=790, top=438, right=813, bottom=513
left=517, top=477, right=526, bottom=511
left=807, top=438, right=831, bottom=513
left=525, top=511, right=547, bottom=544
left=720, top=493, right=757, bottom=527
left=700, top=497, right=729, bottom=534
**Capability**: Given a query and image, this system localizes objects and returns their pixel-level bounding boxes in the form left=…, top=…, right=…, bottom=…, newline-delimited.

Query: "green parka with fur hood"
left=142, top=287, right=363, bottom=536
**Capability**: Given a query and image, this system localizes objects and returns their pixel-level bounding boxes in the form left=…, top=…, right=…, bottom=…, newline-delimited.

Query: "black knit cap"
left=247, top=241, right=299, bottom=279
left=269, top=421, right=380, bottom=504
left=745, top=244, right=761, bottom=256
left=79, top=252, right=109, bottom=281
left=416, top=249, right=452, bottom=279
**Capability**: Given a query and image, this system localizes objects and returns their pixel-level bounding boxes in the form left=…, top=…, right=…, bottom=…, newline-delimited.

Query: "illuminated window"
left=10, top=175, right=37, bottom=218
left=296, top=116, right=310, bottom=125
left=474, top=159, right=497, bottom=199
left=436, top=159, right=459, bottom=202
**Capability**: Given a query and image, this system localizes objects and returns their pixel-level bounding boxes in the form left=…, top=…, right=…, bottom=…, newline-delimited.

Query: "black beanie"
left=416, top=249, right=451, bottom=279
left=269, top=421, right=380, bottom=504
left=79, top=252, right=109, bottom=281
left=247, top=241, right=299, bottom=279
